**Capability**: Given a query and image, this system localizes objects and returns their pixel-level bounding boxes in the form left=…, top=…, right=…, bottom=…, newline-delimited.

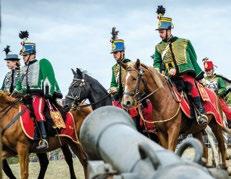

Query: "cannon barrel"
left=80, top=106, right=227, bottom=179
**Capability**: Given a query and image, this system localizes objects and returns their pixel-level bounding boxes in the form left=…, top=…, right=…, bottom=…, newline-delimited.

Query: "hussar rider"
left=152, top=6, right=207, bottom=125
left=203, top=58, right=231, bottom=128
left=1, top=46, right=21, bottom=93
left=14, top=31, right=62, bottom=150
left=109, top=27, right=131, bottom=102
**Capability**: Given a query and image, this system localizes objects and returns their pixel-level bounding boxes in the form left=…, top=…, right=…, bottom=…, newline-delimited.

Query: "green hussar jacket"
left=15, top=58, right=61, bottom=97
left=1, top=69, right=20, bottom=93
left=204, top=74, right=231, bottom=105
left=153, top=36, right=204, bottom=80
left=110, top=58, right=131, bottom=92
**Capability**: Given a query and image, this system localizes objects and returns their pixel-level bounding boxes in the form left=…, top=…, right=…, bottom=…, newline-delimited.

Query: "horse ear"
left=71, top=68, right=76, bottom=76
left=76, top=68, right=83, bottom=79
left=135, top=59, right=141, bottom=69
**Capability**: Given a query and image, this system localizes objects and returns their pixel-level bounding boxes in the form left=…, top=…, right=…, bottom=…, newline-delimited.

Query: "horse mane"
left=143, top=65, right=164, bottom=89
left=0, top=91, right=18, bottom=104
left=84, top=73, right=109, bottom=94
left=130, top=63, right=164, bottom=89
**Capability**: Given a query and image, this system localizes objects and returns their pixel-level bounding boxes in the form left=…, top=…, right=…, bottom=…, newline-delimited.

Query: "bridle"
left=65, top=78, right=87, bottom=105
left=124, top=67, right=161, bottom=103
left=124, top=68, right=147, bottom=101
left=65, top=78, right=111, bottom=109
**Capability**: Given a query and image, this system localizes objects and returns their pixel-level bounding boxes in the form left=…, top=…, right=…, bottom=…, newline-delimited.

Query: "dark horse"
left=65, top=68, right=112, bottom=109
left=65, top=68, right=158, bottom=143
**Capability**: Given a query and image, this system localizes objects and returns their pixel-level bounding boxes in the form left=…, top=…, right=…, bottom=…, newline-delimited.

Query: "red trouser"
left=181, top=74, right=200, bottom=97
left=112, top=100, right=138, bottom=117
left=32, top=95, right=46, bottom=121
left=219, top=98, right=231, bottom=120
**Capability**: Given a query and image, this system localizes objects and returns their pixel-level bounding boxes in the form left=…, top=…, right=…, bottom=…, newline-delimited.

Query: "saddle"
left=168, top=78, right=224, bottom=126
left=22, top=96, right=66, bottom=130
left=19, top=104, right=78, bottom=142
left=19, top=95, right=75, bottom=140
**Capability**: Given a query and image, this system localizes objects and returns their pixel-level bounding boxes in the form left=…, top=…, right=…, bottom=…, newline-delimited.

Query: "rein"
left=0, top=97, right=25, bottom=135
left=2, top=108, right=27, bottom=135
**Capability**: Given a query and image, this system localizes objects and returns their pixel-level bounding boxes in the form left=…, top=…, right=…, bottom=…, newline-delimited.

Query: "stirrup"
left=197, top=114, right=208, bottom=126
left=36, top=139, right=49, bottom=150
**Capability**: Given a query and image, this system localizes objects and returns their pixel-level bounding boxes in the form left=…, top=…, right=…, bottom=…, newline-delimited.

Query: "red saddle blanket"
left=19, top=105, right=78, bottom=143
left=173, top=83, right=224, bottom=127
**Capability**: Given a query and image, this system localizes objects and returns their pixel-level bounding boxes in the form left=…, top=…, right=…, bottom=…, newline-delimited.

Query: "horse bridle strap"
left=124, top=68, right=148, bottom=98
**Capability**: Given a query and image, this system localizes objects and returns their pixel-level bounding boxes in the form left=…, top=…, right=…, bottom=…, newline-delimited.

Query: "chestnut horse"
left=0, top=91, right=92, bottom=179
left=122, top=59, right=231, bottom=169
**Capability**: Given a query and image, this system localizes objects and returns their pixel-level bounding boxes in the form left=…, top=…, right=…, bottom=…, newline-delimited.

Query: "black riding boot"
left=36, top=121, right=49, bottom=150
left=193, top=96, right=208, bottom=126
left=227, top=119, right=231, bottom=129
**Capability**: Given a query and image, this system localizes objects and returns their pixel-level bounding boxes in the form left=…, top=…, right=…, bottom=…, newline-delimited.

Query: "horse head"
left=122, top=59, right=164, bottom=108
left=65, top=68, right=91, bottom=108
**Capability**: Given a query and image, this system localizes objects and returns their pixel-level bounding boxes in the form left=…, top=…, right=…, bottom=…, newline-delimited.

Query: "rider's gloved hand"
left=168, top=68, right=176, bottom=76
left=109, top=87, right=118, bottom=95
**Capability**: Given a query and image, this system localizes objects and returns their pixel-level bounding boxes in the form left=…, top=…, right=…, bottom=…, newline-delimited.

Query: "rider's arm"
left=153, top=46, right=162, bottom=72
left=110, top=66, right=118, bottom=92
left=40, top=58, right=61, bottom=98
left=187, top=41, right=204, bottom=80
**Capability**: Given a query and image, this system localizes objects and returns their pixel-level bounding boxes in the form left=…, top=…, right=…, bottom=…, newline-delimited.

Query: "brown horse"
left=0, top=91, right=92, bottom=179
left=122, top=59, right=231, bottom=169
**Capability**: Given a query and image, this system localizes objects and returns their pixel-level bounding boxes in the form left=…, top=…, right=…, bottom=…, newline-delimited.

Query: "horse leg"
left=192, top=132, right=208, bottom=165
left=2, top=159, right=16, bottom=179
left=167, top=121, right=181, bottom=151
left=17, top=143, right=29, bottom=179
left=37, top=153, right=49, bottom=179
left=61, top=145, right=77, bottom=179
left=157, top=132, right=168, bottom=148
left=210, top=123, right=227, bottom=169
left=68, top=142, right=88, bottom=179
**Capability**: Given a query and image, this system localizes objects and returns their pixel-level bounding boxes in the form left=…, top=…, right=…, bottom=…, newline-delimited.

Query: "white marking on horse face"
left=124, top=72, right=131, bottom=94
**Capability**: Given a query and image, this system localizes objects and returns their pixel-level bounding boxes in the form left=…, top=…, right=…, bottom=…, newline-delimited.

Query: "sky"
left=0, top=0, right=231, bottom=95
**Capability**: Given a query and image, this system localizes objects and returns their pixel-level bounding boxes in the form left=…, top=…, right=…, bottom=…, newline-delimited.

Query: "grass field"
left=2, top=158, right=84, bottom=179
